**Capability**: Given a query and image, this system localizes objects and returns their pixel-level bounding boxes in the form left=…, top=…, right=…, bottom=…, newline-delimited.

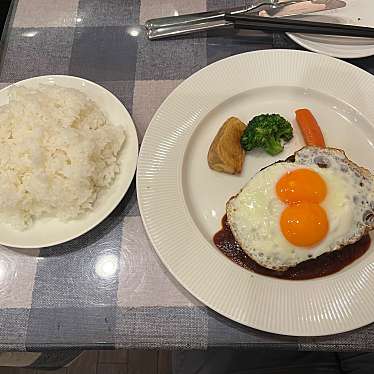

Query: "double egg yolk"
left=276, top=169, right=329, bottom=247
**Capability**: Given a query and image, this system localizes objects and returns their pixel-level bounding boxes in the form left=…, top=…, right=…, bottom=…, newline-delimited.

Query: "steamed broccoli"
left=240, top=114, right=293, bottom=156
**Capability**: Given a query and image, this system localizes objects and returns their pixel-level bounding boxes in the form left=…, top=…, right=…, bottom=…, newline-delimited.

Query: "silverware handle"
left=147, top=20, right=233, bottom=40
left=145, top=9, right=236, bottom=29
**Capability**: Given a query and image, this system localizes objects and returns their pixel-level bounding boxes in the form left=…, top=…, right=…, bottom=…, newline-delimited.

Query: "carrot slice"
left=295, top=108, right=325, bottom=147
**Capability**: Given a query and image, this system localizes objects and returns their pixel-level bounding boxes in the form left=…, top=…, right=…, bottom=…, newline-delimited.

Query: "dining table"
left=1, top=0, right=374, bottom=369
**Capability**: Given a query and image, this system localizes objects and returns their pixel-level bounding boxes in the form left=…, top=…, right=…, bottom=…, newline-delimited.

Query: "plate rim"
left=287, top=32, right=374, bottom=59
left=0, top=74, right=138, bottom=248
left=137, top=49, right=374, bottom=336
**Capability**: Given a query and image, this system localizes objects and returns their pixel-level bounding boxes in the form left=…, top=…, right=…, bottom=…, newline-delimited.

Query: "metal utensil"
left=146, top=0, right=346, bottom=40
left=145, top=0, right=288, bottom=30
left=147, top=20, right=233, bottom=40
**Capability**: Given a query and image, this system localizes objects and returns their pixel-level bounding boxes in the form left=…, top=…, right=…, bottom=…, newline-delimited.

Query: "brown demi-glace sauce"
left=214, top=215, right=371, bottom=280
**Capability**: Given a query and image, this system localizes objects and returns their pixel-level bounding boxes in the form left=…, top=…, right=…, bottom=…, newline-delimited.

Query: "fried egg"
left=226, top=147, right=374, bottom=271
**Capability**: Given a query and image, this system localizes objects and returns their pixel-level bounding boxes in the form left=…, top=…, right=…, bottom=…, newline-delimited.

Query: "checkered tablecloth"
left=1, top=0, right=374, bottom=361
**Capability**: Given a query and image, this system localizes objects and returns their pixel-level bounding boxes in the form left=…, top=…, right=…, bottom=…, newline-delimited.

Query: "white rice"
left=0, top=84, right=125, bottom=229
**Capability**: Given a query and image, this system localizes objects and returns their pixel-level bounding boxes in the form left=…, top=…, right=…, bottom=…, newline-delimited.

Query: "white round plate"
left=288, top=0, right=374, bottom=58
left=137, top=50, right=374, bottom=336
left=0, top=75, right=138, bottom=248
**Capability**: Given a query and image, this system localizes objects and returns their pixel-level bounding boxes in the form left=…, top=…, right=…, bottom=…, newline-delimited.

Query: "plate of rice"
left=0, top=75, right=138, bottom=248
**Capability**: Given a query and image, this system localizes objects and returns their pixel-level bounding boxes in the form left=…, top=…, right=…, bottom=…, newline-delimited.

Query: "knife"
left=146, top=0, right=346, bottom=40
